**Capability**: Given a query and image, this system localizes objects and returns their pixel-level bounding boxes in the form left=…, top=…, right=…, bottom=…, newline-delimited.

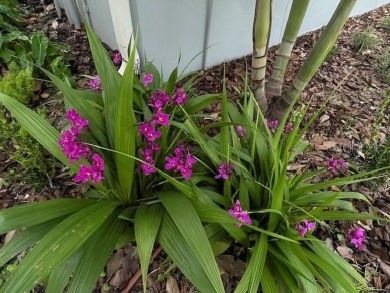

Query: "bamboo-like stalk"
left=268, top=0, right=357, bottom=119
left=265, top=0, right=310, bottom=98
left=251, top=0, right=272, bottom=114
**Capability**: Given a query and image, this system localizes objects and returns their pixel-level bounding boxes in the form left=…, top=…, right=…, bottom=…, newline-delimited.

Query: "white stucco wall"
left=130, top=0, right=390, bottom=76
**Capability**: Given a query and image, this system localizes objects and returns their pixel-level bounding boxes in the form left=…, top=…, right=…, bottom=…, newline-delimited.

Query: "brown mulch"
left=1, top=2, right=390, bottom=292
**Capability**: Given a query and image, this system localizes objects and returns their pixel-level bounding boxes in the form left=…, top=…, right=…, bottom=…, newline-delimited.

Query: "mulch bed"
left=0, top=2, right=390, bottom=292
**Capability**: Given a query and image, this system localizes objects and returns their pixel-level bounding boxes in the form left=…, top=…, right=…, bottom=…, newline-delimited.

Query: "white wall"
left=128, top=0, right=389, bottom=76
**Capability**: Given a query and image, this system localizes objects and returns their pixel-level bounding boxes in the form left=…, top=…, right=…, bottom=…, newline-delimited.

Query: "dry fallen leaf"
left=166, top=275, right=180, bottom=293
left=379, top=261, right=390, bottom=278
left=337, top=246, right=355, bottom=261
left=4, top=230, right=17, bottom=244
left=316, top=141, right=338, bottom=151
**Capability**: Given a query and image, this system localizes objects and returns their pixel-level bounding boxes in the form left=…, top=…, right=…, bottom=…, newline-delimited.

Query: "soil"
left=0, top=2, right=390, bottom=292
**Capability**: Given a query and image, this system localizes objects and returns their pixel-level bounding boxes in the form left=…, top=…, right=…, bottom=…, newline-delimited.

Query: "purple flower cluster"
left=139, top=121, right=162, bottom=142
left=228, top=200, right=252, bottom=227
left=235, top=125, right=246, bottom=138
left=138, top=87, right=190, bottom=177
left=59, top=109, right=105, bottom=184
left=173, top=88, right=187, bottom=105
left=327, top=157, right=348, bottom=174
left=165, top=145, right=197, bottom=180
left=267, top=119, right=279, bottom=133
left=74, top=154, right=105, bottom=184
left=215, top=163, right=234, bottom=180
left=295, top=219, right=316, bottom=237
left=112, top=52, right=122, bottom=65
left=139, top=147, right=158, bottom=176
left=88, top=75, right=102, bottom=92
left=347, top=227, right=366, bottom=250
left=59, top=110, right=90, bottom=163
left=142, top=73, right=154, bottom=87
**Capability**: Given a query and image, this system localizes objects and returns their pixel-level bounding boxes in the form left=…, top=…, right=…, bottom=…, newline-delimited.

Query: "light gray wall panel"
left=131, top=0, right=208, bottom=76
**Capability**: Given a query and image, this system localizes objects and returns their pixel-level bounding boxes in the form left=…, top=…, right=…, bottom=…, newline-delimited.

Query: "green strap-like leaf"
left=0, top=199, right=96, bottom=234
left=309, top=241, right=367, bottom=287
left=235, top=234, right=268, bottom=293
left=164, top=67, right=178, bottom=94
left=114, top=40, right=137, bottom=200
left=135, top=204, right=164, bottom=292
left=85, top=24, right=121, bottom=147
left=158, top=192, right=224, bottom=293
left=41, top=69, right=109, bottom=149
left=46, top=250, right=81, bottom=293
left=67, top=209, right=124, bottom=293
left=0, top=218, right=62, bottom=267
left=0, top=201, right=120, bottom=293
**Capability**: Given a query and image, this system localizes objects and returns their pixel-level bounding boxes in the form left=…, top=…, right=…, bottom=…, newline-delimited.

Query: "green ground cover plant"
left=351, top=28, right=380, bottom=53
left=382, top=16, right=390, bottom=30
left=0, top=0, right=73, bottom=83
left=0, top=24, right=388, bottom=292
left=376, top=50, right=390, bottom=83
left=0, top=68, right=54, bottom=187
left=363, top=91, right=390, bottom=186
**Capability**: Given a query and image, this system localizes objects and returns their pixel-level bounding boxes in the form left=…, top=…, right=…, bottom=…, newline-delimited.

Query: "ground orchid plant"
left=0, top=26, right=223, bottom=293
left=176, top=78, right=388, bottom=292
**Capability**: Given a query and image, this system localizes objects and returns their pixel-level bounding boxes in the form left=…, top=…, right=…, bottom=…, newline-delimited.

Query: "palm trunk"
left=265, top=0, right=310, bottom=98
left=251, top=0, right=272, bottom=114
left=267, top=0, right=357, bottom=119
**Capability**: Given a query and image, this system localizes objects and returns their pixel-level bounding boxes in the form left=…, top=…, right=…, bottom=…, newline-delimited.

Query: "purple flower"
left=74, top=165, right=92, bottom=183
left=173, top=88, right=187, bottom=105
left=328, top=157, right=348, bottom=174
left=142, top=73, right=154, bottom=87
left=165, top=156, right=181, bottom=170
left=90, top=168, right=104, bottom=183
left=164, top=148, right=196, bottom=180
left=139, top=148, right=157, bottom=176
left=173, top=144, right=186, bottom=158
left=92, top=154, right=105, bottom=172
left=179, top=154, right=197, bottom=179
left=65, top=109, right=89, bottom=131
left=112, top=52, right=122, bottom=65
left=59, top=129, right=78, bottom=146
left=267, top=119, right=279, bottom=133
left=149, top=91, right=171, bottom=110
left=88, top=75, right=102, bottom=92
left=153, top=111, right=170, bottom=126
left=235, top=125, right=246, bottom=138
left=148, top=142, right=161, bottom=153
left=284, top=123, right=294, bottom=134
left=228, top=200, right=252, bottom=227
left=295, top=219, right=316, bottom=237
left=347, top=227, right=365, bottom=250
left=215, top=163, right=234, bottom=180
left=60, top=141, right=90, bottom=163
left=138, top=122, right=162, bottom=142
left=140, top=162, right=156, bottom=176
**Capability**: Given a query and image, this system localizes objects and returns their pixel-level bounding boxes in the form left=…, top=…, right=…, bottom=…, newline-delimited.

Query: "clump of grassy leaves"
left=351, top=28, right=380, bottom=53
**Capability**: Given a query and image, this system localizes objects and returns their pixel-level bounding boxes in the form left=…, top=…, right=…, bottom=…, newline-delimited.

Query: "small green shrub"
left=363, top=91, right=390, bottom=185
left=376, top=50, right=390, bottom=83
left=382, top=17, right=390, bottom=30
left=0, top=68, right=54, bottom=187
left=0, top=108, right=55, bottom=187
left=351, top=28, right=379, bottom=53
left=0, top=69, right=34, bottom=104
left=0, top=0, right=25, bottom=34
left=0, top=0, right=74, bottom=84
